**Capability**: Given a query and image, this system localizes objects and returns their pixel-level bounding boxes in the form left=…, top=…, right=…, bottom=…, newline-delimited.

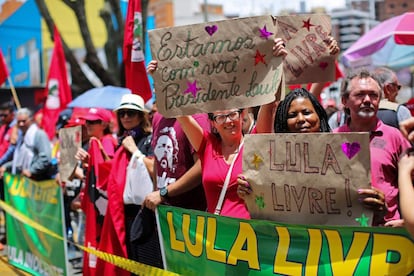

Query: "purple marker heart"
left=341, top=142, right=361, bottom=159
left=205, top=25, right=218, bottom=36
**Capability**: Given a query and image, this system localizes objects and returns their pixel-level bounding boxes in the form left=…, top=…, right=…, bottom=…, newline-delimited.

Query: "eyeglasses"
left=85, top=120, right=102, bottom=125
left=388, top=83, right=401, bottom=91
left=0, top=113, right=8, bottom=117
left=118, top=110, right=139, bottom=118
left=212, top=110, right=241, bottom=124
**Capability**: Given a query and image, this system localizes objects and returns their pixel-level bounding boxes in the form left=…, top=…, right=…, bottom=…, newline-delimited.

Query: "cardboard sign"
left=274, top=14, right=335, bottom=84
left=149, top=15, right=284, bottom=117
left=243, top=133, right=373, bottom=226
left=58, top=126, right=82, bottom=182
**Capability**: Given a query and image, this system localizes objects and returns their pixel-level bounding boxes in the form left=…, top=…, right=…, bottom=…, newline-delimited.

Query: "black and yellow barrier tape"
left=0, top=199, right=179, bottom=276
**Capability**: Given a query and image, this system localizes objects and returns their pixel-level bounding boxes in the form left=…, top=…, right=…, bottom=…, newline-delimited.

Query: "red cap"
left=79, top=108, right=113, bottom=123
left=65, top=117, right=85, bottom=128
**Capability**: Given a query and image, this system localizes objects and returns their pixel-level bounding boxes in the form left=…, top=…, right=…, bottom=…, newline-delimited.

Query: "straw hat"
left=113, top=94, right=148, bottom=113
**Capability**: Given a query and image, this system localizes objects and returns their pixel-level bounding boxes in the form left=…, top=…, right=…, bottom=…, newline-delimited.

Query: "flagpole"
left=6, top=76, right=21, bottom=109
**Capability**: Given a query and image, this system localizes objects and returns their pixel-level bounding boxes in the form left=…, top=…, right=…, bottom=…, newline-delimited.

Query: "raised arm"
left=176, top=116, right=204, bottom=152
left=255, top=38, right=286, bottom=133
left=256, top=100, right=279, bottom=133
left=310, top=37, right=340, bottom=98
left=398, top=150, right=414, bottom=237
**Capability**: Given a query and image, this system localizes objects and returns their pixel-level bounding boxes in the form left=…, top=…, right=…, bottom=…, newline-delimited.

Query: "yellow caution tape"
left=0, top=199, right=179, bottom=276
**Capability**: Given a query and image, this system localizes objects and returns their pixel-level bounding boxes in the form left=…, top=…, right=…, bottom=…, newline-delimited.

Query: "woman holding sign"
left=177, top=109, right=250, bottom=219
left=238, top=40, right=388, bottom=224
left=236, top=88, right=333, bottom=200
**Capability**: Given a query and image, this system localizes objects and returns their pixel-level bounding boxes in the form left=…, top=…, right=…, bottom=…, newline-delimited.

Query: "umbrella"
left=342, top=12, right=414, bottom=70
left=68, top=85, right=131, bottom=110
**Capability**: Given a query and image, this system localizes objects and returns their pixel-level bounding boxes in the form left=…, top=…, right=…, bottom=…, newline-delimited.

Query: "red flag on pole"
left=42, top=26, right=72, bottom=140
left=0, top=49, right=9, bottom=86
left=123, top=0, right=152, bottom=102
left=81, top=139, right=110, bottom=276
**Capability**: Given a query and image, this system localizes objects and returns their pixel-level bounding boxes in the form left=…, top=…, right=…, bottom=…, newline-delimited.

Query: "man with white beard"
left=333, top=69, right=411, bottom=227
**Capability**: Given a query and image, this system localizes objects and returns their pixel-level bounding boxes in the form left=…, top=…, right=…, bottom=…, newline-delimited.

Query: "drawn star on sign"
left=302, top=18, right=315, bottom=31
left=355, top=213, right=370, bottom=227
left=183, top=80, right=201, bottom=97
left=255, top=195, right=265, bottom=209
left=254, top=50, right=266, bottom=66
left=251, top=153, right=263, bottom=169
left=259, top=25, right=273, bottom=40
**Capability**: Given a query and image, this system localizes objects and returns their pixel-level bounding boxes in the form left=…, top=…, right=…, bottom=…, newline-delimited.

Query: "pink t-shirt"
left=198, top=131, right=250, bottom=219
left=334, top=119, right=410, bottom=225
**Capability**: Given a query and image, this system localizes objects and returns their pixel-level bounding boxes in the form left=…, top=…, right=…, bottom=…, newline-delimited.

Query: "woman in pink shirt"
left=177, top=109, right=250, bottom=219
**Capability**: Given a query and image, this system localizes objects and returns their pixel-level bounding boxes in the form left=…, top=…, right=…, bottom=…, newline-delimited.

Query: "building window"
left=402, top=3, right=407, bottom=8
left=27, top=39, right=36, bottom=52
left=389, top=3, right=395, bottom=8
left=16, top=45, right=26, bottom=59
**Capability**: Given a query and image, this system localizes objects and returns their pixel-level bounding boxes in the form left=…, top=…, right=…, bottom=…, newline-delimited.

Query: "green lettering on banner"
left=149, top=15, right=284, bottom=118
left=4, top=173, right=67, bottom=276
left=157, top=205, right=414, bottom=275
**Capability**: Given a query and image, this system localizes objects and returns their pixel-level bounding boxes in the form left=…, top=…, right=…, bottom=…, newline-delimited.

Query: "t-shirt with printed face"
left=152, top=112, right=210, bottom=210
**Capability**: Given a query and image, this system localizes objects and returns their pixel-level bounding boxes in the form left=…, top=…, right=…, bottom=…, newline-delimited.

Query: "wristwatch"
left=160, top=186, right=169, bottom=198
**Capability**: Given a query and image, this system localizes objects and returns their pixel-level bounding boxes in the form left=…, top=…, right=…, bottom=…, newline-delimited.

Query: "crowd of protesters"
left=1, top=35, right=414, bottom=275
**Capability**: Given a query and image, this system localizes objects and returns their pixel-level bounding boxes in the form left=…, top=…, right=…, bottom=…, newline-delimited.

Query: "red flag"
left=0, top=49, right=9, bottom=86
left=42, top=26, right=72, bottom=140
left=123, top=0, right=152, bottom=102
left=81, top=139, right=110, bottom=276
left=95, top=148, right=130, bottom=276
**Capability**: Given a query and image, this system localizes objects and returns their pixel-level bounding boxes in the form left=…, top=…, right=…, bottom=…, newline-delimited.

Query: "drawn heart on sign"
left=319, top=62, right=328, bottom=70
left=341, top=142, right=361, bottom=159
left=205, top=25, right=218, bottom=36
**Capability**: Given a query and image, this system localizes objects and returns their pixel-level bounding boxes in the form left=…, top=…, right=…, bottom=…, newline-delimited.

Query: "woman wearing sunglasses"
left=75, top=107, right=116, bottom=168
left=96, top=93, right=163, bottom=273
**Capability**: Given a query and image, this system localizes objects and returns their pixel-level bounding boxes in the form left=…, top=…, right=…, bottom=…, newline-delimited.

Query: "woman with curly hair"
left=274, top=87, right=331, bottom=133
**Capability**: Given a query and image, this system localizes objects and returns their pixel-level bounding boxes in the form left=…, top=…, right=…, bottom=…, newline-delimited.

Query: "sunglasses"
left=85, top=120, right=102, bottom=125
left=0, top=113, right=9, bottom=117
left=118, top=110, right=139, bottom=118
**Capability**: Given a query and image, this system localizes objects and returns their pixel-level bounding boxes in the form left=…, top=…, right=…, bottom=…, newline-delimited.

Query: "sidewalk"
left=0, top=253, right=31, bottom=276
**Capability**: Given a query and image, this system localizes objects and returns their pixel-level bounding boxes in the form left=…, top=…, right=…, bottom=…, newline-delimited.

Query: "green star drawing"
left=355, top=213, right=369, bottom=227
left=255, top=195, right=265, bottom=209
